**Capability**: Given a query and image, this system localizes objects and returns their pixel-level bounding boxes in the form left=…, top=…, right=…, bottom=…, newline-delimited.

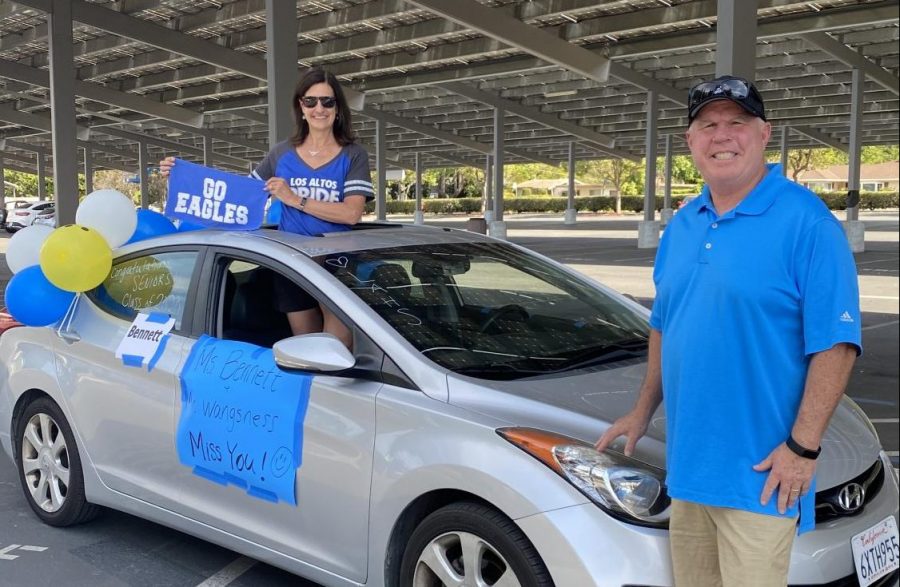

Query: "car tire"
left=399, top=501, right=554, bottom=587
left=14, top=397, right=100, bottom=527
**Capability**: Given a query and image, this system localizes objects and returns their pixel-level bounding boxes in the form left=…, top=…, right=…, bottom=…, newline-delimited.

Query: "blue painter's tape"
left=223, top=472, right=249, bottom=489
left=193, top=466, right=229, bottom=486
left=146, top=333, right=170, bottom=372
left=122, top=354, right=144, bottom=367
left=146, top=312, right=171, bottom=324
left=247, top=486, right=279, bottom=503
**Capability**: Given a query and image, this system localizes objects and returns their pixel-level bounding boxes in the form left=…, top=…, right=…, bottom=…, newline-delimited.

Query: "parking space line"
left=870, top=418, right=899, bottom=424
left=195, top=556, right=257, bottom=587
left=17, top=545, right=47, bottom=552
left=862, top=320, right=899, bottom=331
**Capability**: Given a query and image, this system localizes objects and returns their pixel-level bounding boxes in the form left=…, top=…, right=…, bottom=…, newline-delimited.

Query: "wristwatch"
left=786, top=434, right=821, bottom=460
left=297, top=195, right=308, bottom=210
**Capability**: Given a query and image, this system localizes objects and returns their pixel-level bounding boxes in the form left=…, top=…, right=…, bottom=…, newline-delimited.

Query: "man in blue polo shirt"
left=596, top=76, right=861, bottom=586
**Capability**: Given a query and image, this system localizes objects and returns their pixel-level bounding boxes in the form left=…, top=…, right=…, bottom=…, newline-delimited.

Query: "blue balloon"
left=5, top=265, right=76, bottom=327
left=176, top=219, right=206, bottom=232
left=127, top=209, right=177, bottom=244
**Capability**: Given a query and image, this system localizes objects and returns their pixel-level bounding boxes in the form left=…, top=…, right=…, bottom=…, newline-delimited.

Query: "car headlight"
left=498, top=427, right=670, bottom=528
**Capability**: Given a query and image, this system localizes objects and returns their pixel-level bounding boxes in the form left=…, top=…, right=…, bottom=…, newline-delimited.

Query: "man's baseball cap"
left=687, top=75, right=766, bottom=124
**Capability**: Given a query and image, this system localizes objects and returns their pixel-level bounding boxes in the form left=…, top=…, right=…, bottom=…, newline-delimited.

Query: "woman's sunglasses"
left=300, top=96, right=337, bottom=109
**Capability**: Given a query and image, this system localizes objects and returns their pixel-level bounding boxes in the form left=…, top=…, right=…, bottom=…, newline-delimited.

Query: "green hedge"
left=365, top=191, right=898, bottom=215
left=816, top=191, right=899, bottom=210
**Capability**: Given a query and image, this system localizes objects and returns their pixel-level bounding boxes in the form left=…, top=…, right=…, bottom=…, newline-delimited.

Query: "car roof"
left=116, top=222, right=494, bottom=258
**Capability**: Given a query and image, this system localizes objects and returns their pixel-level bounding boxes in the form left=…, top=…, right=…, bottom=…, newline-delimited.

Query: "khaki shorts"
left=669, top=499, right=798, bottom=587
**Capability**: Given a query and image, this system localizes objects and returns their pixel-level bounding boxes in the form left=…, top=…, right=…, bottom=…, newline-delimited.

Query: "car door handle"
left=57, top=329, right=81, bottom=344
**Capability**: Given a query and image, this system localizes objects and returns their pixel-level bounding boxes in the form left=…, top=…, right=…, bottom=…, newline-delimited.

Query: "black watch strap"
left=786, top=435, right=821, bottom=460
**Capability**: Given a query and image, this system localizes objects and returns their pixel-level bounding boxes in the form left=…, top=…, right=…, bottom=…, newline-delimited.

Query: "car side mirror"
left=273, top=333, right=356, bottom=373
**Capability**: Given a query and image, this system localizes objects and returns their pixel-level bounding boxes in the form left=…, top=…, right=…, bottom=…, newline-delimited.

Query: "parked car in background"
left=1, top=199, right=40, bottom=231
left=5, top=200, right=55, bottom=232
left=0, top=225, right=897, bottom=587
left=32, top=206, right=56, bottom=228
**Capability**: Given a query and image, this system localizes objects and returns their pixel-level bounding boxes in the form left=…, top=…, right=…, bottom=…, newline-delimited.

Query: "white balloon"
left=5, top=224, right=55, bottom=274
left=75, top=189, right=138, bottom=248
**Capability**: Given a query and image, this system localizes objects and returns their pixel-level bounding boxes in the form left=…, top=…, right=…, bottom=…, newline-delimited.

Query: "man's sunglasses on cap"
left=300, top=96, right=337, bottom=108
left=687, top=76, right=766, bottom=123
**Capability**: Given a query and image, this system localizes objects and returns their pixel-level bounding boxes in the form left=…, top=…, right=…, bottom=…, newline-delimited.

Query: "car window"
left=214, top=258, right=296, bottom=348
left=318, top=242, right=649, bottom=380
left=86, top=251, right=199, bottom=330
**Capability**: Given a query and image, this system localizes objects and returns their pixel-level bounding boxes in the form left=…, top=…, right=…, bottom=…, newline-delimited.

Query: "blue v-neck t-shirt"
left=252, top=140, right=374, bottom=236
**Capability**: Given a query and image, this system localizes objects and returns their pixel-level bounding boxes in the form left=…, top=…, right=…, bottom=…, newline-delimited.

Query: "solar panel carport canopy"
left=0, top=0, right=897, bottom=181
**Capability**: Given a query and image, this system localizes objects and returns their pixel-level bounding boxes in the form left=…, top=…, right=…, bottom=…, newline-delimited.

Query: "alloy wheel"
left=413, top=530, right=522, bottom=587
left=21, top=413, right=70, bottom=513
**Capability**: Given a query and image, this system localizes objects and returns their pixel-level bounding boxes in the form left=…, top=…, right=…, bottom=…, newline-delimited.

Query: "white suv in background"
left=5, top=200, right=55, bottom=232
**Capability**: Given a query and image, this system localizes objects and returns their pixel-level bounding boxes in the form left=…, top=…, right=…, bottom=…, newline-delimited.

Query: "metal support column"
left=483, top=155, right=493, bottom=222
left=203, top=136, right=214, bottom=166
left=0, top=157, right=5, bottom=205
left=780, top=126, right=790, bottom=176
left=490, top=107, right=506, bottom=238
left=266, top=0, right=297, bottom=148
left=37, top=150, right=47, bottom=201
left=638, top=91, right=660, bottom=248
left=139, top=142, right=150, bottom=209
left=715, top=0, right=759, bottom=79
left=48, top=0, right=78, bottom=224
left=83, top=146, right=93, bottom=194
left=661, top=134, right=674, bottom=226
left=564, top=141, right=577, bottom=225
left=844, top=67, right=865, bottom=252
left=413, top=152, right=424, bottom=225
left=375, top=118, right=386, bottom=220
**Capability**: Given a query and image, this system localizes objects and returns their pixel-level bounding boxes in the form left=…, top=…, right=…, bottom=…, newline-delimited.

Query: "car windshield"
left=317, top=242, right=649, bottom=380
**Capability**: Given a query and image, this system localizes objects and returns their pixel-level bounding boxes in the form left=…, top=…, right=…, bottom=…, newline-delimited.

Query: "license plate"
left=852, top=516, right=900, bottom=587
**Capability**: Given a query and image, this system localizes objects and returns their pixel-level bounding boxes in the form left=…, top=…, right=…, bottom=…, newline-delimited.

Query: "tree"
left=503, top=163, right=564, bottom=185
left=670, top=155, right=702, bottom=185
left=93, top=170, right=167, bottom=209
left=769, top=147, right=845, bottom=181
left=766, top=145, right=898, bottom=181
left=861, top=145, right=899, bottom=164
left=595, top=159, right=643, bottom=212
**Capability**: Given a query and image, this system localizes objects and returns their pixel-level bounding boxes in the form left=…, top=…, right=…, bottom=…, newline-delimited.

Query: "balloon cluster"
left=4, top=189, right=182, bottom=327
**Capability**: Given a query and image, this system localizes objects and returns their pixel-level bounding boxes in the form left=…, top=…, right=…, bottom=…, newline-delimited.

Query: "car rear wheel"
left=399, top=502, right=553, bottom=587
left=15, top=397, right=100, bottom=526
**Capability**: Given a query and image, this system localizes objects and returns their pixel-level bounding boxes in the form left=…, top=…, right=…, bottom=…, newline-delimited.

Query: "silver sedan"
left=1, top=225, right=897, bottom=586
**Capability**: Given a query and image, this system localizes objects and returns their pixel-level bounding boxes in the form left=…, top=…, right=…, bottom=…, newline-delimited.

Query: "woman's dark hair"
left=290, top=68, right=356, bottom=146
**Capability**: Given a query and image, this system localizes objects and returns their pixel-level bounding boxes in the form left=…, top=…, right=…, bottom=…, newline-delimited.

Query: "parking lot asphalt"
left=0, top=210, right=897, bottom=586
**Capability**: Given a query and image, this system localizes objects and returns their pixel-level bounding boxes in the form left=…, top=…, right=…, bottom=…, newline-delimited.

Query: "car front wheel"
left=15, top=397, right=99, bottom=526
left=399, top=502, right=553, bottom=587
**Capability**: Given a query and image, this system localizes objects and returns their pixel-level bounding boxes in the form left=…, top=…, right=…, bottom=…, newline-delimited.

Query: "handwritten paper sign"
left=165, top=159, right=267, bottom=230
left=115, top=312, right=175, bottom=370
left=105, top=256, right=175, bottom=310
left=175, top=335, right=312, bottom=504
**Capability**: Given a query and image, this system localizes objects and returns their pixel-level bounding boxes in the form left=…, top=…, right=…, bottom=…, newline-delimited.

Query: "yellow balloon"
left=102, top=256, right=174, bottom=310
left=39, top=224, right=113, bottom=293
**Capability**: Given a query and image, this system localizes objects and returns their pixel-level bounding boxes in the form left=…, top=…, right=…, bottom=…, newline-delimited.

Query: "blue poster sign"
left=176, top=335, right=312, bottom=504
left=165, top=159, right=268, bottom=230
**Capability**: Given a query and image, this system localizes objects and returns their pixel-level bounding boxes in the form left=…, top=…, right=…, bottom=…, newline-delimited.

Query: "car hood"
left=446, top=363, right=882, bottom=490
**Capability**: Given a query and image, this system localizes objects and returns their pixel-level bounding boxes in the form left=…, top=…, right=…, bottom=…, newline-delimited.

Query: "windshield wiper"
left=549, top=339, right=647, bottom=373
